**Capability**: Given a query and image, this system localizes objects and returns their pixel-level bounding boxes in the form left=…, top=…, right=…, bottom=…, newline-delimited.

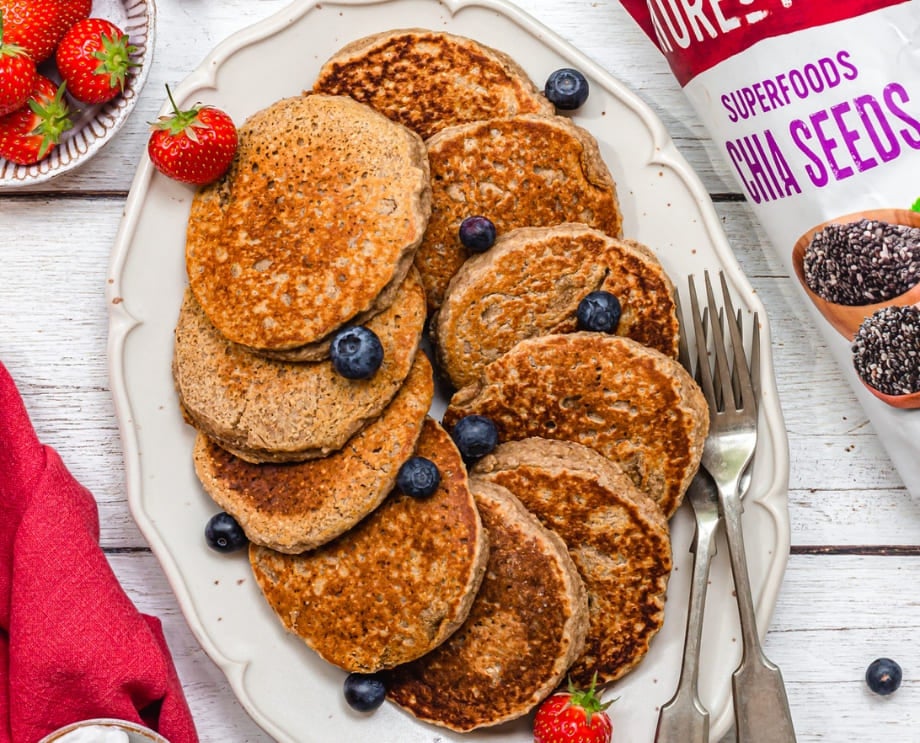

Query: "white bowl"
left=0, top=0, right=155, bottom=188
left=37, top=718, right=170, bottom=743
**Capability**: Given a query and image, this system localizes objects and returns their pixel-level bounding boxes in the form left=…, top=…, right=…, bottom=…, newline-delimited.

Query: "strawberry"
left=147, top=87, right=238, bottom=185
left=0, top=0, right=89, bottom=63
left=56, top=18, right=138, bottom=104
left=533, top=676, right=614, bottom=743
left=0, top=8, right=36, bottom=116
left=0, top=73, right=71, bottom=164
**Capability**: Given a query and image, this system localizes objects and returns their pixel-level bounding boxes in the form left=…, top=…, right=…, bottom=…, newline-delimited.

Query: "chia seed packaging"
left=620, top=0, right=920, bottom=494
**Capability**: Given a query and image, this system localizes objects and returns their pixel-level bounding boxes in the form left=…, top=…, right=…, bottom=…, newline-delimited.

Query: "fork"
left=689, top=271, right=797, bottom=743
left=654, top=468, right=720, bottom=743
left=654, top=300, right=725, bottom=743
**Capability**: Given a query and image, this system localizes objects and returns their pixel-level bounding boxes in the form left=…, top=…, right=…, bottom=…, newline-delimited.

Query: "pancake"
left=185, top=93, right=431, bottom=354
left=192, top=352, right=434, bottom=553
left=173, top=268, right=426, bottom=464
left=418, top=114, right=623, bottom=309
left=443, top=332, right=708, bottom=517
left=312, top=28, right=554, bottom=140
left=248, top=418, right=488, bottom=673
left=385, top=479, right=589, bottom=731
left=435, top=222, right=680, bottom=389
left=472, top=437, right=672, bottom=685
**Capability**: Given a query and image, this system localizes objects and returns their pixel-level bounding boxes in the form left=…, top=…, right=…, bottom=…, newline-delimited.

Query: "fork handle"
left=719, top=479, right=797, bottom=743
left=654, top=516, right=719, bottom=743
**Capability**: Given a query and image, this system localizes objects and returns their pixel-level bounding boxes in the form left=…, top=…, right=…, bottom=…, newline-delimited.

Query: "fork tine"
left=716, top=272, right=756, bottom=415
left=687, top=275, right=716, bottom=407
left=750, top=310, right=761, bottom=406
left=702, top=272, right=734, bottom=411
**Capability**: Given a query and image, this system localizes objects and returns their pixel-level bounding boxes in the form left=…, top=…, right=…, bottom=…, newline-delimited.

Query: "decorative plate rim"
left=106, top=2, right=792, bottom=741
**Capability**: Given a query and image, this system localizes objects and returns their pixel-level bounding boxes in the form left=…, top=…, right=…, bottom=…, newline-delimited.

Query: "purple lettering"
left=883, top=82, right=920, bottom=149
left=810, top=109, right=849, bottom=181
left=721, top=93, right=739, bottom=123
left=855, top=94, right=900, bottom=162
left=828, top=102, right=857, bottom=178
left=789, top=118, right=829, bottom=187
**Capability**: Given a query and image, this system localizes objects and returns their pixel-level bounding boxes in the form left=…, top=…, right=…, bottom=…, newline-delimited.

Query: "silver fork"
left=654, top=468, right=720, bottom=743
left=654, top=302, right=723, bottom=743
left=689, top=271, right=796, bottom=743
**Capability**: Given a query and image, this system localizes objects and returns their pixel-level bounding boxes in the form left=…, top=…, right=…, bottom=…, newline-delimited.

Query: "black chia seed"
left=803, top=218, right=920, bottom=305
left=851, top=305, right=920, bottom=396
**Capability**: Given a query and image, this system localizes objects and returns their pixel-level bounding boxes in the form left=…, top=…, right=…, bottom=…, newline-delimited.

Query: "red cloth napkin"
left=0, top=362, right=199, bottom=743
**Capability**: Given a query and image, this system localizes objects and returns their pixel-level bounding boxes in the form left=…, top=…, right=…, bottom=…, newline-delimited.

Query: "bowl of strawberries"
left=0, top=0, right=154, bottom=187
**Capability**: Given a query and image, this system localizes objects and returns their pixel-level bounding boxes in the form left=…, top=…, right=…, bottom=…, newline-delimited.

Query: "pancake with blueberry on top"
left=192, top=352, right=434, bottom=554
left=173, top=269, right=426, bottom=464
left=418, top=114, right=623, bottom=309
left=435, top=222, right=680, bottom=389
left=248, top=418, right=488, bottom=673
left=443, top=332, right=708, bottom=518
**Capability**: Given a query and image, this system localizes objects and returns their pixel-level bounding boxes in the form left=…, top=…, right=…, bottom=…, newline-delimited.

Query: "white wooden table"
left=1, top=1, right=918, bottom=741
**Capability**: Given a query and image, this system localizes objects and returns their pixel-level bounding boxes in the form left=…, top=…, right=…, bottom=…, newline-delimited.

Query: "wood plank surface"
left=1, top=0, right=916, bottom=741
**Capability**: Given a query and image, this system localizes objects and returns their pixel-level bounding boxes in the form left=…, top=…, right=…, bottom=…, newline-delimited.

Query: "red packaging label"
left=620, top=0, right=909, bottom=86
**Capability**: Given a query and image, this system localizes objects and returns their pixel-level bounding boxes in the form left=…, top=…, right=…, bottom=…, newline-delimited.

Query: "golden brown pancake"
left=385, top=479, right=588, bottom=730
left=312, top=28, right=554, bottom=140
left=185, top=93, right=431, bottom=354
left=473, top=438, right=672, bottom=685
left=248, top=419, right=488, bottom=673
left=192, top=353, right=434, bottom=553
left=173, top=269, right=426, bottom=464
left=435, top=222, right=680, bottom=389
left=418, top=114, right=623, bottom=309
left=443, top=332, right=708, bottom=517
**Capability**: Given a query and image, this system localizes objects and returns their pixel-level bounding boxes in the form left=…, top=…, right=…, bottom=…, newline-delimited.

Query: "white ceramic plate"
left=0, top=0, right=155, bottom=188
left=107, top=1, right=791, bottom=741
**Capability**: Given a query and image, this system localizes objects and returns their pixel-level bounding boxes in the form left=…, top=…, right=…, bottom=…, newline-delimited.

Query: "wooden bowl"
left=792, top=208, right=920, bottom=340
left=861, top=381, right=920, bottom=409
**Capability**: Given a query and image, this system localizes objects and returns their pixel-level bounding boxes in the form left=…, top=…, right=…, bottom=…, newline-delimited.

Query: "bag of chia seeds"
left=619, top=0, right=920, bottom=496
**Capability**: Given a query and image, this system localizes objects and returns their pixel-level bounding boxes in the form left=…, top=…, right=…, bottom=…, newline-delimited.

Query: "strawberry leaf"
left=27, top=82, right=73, bottom=158
left=911, top=197, right=920, bottom=213
left=564, top=673, right=615, bottom=724
left=92, top=28, right=139, bottom=92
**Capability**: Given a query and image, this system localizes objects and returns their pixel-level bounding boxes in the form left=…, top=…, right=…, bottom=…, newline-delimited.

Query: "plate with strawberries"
left=0, top=0, right=154, bottom=187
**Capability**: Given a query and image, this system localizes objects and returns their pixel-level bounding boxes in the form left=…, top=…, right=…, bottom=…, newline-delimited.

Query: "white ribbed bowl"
left=0, top=0, right=155, bottom=188
left=37, top=718, right=170, bottom=743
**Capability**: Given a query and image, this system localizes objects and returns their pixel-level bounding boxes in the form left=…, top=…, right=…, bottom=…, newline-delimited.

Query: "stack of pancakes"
left=173, top=28, right=710, bottom=735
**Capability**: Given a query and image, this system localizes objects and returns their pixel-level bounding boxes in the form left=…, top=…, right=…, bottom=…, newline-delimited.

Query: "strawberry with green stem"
left=56, top=18, right=139, bottom=104
left=0, top=74, right=71, bottom=164
left=0, top=8, right=36, bottom=116
left=147, top=85, right=238, bottom=185
left=533, top=675, right=615, bottom=743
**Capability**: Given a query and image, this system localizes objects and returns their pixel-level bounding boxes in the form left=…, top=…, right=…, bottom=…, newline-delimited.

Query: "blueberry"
left=576, top=290, right=622, bottom=334
left=343, top=672, right=387, bottom=712
left=397, top=456, right=441, bottom=498
left=866, top=657, right=902, bottom=695
left=458, top=216, right=497, bottom=253
left=204, top=512, right=248, bottom=553
left=450, top=415, right=499, bottom=462
left=330, top=326, right=384, bottom=379
left=544, top=68, right=590, bottom=110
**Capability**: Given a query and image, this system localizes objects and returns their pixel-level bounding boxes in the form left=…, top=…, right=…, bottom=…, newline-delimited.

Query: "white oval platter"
left=106, top=1, right=792, bottom=741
